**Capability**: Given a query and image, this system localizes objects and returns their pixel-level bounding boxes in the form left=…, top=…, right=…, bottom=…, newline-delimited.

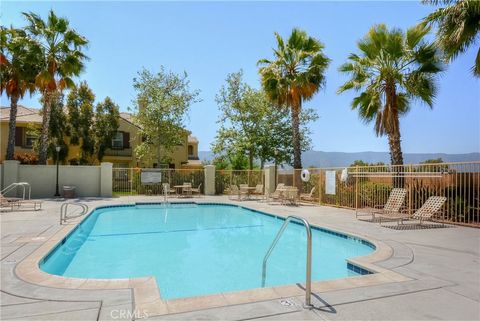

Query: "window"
left=112, top=132, right=123, bottom=149
left=188, top=145, right=193, bottom=156
left=25, top=135, right=36, bottom=148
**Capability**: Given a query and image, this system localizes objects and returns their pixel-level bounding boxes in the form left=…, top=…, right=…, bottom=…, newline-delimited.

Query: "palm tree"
left=258, top=28, right=330, bottom=172
left=23, top=10, right=88, bottom=164
left=422, top=0, right=480, bottom=76
left=338, top=24, right=443, bottom=186
left=0, top=27, right=41, bottom=160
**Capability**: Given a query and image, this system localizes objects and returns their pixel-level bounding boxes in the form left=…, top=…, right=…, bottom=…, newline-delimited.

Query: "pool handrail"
left=261, top=215, right=313, bottom=308
left=1, top=182, right=31, bottom=200
left=60, top=202, right=89, bottom=225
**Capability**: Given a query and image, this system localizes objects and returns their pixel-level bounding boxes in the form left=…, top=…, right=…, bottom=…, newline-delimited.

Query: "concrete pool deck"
left=1, top=195, right=479, bottom=320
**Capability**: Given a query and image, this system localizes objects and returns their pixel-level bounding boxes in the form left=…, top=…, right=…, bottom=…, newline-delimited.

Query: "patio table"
left=174, top=185, right=192, bottom=197
left=240, top=186, right=257, bottom=200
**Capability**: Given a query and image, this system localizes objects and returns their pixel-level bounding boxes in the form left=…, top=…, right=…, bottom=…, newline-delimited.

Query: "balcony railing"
left=104, top=148, right=132, bottom=157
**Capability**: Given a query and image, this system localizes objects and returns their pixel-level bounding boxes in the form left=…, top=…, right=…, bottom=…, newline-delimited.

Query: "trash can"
left=63, top=186, right=76, bottom=198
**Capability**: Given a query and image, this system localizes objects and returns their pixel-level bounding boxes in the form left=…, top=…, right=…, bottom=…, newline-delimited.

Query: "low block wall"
left=1, top=161, right=112, bottom=199
left=18, top=165, right=101, bottom=198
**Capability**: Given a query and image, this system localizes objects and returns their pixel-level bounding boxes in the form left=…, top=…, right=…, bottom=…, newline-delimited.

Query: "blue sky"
left=1, top=1, right=479, bottom=153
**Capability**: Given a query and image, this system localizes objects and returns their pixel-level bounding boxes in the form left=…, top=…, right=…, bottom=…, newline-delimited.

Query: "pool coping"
left=15, top=200, right=411, bottom=317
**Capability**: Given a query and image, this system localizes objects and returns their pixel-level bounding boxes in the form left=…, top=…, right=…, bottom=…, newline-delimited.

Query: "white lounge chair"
left=300, top=186, right=316, bottom=202
left=378, top=196, right=447, bottom=226
left=269, top=184, right=286, bottom=203
left=356, top=188, right=407, bottom=221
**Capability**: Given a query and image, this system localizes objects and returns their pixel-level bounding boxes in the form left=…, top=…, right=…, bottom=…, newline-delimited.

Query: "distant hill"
left=198, top=151, right=480, bottom=168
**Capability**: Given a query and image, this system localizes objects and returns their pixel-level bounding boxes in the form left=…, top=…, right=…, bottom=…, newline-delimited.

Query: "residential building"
left=0, top=105, right=201, bottom=168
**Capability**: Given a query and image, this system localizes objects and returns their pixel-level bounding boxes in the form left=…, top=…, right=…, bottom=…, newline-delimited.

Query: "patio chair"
left=1, top=194, right=42, bottom=212
left=253, top=184, right=264, bottom=200
left=283, top=187, right=298, bottom=206
left=182, top=182, right=192, bottom=197
left=355, top=188, right=407, bottom=221
left=162, top=183, right=177, bottom=197
left=229, top=185, right=240, bottom=200
left=269, top=184, right=286, bottom=203
left=378, top=196, right=447, bottom=227
left=191, top=183, right=202, bottom=197
left=239, top=184, right=249, bottom=200
left=300, top=186, right=316, bottom=202
left=15, top=199, right=43, bottom=211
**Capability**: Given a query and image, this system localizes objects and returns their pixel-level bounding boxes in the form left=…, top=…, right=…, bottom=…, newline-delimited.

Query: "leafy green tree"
left=212, top=71, right=259, bottom=170
left=337, top=24, right=444, bottom=186
left=66, top=81, right=95, bottom=164
left=350, top=160, right=386, bottom=167
left=23, top=10, right=88, bottom=164
left=421, top=158, right=444, bottom=164
left=212, top=71, right=317, bottom=170
left=422, top=0, right=480, bottom=76
left=94, top=97, right=120, bottom=161
left=418, top=158, right=449, bottom=172
left=46, top=92, right=69, bottom=162
left=0, top=26, right=41, bottom=160
left=258, top=28, right=330, bottom=171
left=212, top=153, right=250, bottom=171
left=25, top=92, right=69, bottom=163
left=131, top=67, right=200, bottom=166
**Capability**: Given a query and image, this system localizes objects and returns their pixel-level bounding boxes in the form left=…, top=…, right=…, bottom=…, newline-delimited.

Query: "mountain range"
left=198, top=151, right=480, bottom=168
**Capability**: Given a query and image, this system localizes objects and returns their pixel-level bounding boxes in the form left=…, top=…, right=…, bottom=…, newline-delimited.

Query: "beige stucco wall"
left=0, top=122, right=39, bottom=162
left=1, top=117, right=193, bottom=169
left=17, top=165, right=101, bottom=198
left=102, top=118, right=141, bottom=167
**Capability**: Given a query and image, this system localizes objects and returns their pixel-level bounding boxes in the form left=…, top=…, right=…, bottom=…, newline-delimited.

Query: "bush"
left=13, top=152, right=38, bottom=164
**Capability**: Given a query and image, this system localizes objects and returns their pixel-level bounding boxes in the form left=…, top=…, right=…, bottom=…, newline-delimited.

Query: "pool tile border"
left=15, top=200, right=411, bottom=317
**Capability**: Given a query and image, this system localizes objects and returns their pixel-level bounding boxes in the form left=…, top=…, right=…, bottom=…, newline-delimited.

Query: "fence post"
left=355, top=166, right=359, bottom=212
left=264, top=165, right=275, bottom=197
left=318, top=171, right=322, bottom=206
left=100, top=162, right=113, bottom=197
left=408, top=164, right=413, bottom=214
left=204, top=165, right=215, bottom=195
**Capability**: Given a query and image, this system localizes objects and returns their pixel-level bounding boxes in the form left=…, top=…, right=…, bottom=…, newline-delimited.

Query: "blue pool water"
left=41, top=203, right=375, bottom=299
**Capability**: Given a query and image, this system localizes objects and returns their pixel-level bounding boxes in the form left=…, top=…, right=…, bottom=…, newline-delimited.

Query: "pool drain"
left=279, top=299, right=294, bottom=307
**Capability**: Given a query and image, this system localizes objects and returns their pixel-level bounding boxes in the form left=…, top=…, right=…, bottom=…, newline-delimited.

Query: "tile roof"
left=1, top=106, right=198, bottom=143
left=0, top=106, right=135, bottom=125
left=0, top=105, right=42, bottom=123
left=188, top=135, right=198, bottom=143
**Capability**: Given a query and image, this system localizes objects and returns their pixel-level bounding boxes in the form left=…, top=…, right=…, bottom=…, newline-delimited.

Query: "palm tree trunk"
left=291, top=105, right=302, bottom=169
left=388, top=131, right=405, bottom=188
left=6, top=93, right=19, bottom=160
left=385, top=82, right=405, bottom=188
left=388, top=131, right=404, bottom=166
left=37, top=93, right=52, bottom=165
left=291, top=102, right=302, bottom=190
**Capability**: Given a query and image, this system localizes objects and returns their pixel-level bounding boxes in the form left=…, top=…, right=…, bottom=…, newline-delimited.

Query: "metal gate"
left=112, top=168, right=205, bottom=195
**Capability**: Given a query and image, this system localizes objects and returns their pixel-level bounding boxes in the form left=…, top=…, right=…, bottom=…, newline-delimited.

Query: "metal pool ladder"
left=60, top=202, right=89, bottom=225
left=262, top=215, right=313, bottom=308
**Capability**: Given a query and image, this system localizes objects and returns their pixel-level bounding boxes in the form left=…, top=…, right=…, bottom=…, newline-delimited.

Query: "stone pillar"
left=3, top=160, right=19, bottom=197
left=204, top=165, right=215, bottom=196
left=100, top=162, right=113, bottom=197
left=264, top=165, right=275, bottom=196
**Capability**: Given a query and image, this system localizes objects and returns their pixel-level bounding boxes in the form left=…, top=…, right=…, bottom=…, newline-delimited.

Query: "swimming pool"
left=40, top=203, right=375, bottom=300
